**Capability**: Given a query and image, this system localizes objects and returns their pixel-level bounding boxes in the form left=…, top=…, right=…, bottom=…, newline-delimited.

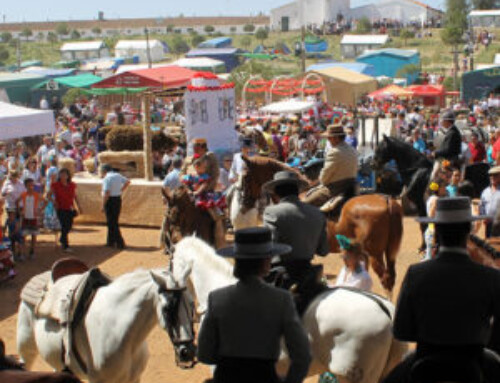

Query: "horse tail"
left=382, top=197, right=403, bottom=292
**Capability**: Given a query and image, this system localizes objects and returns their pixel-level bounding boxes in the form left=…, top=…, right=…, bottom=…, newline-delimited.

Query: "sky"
left=2, top=0, right=445, bottom=23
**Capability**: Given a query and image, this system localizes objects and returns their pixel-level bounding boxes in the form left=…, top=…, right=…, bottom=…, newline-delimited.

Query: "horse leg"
left=370, top=253, right=387, bottom=290
left=16, top=301, right=38, bottom=369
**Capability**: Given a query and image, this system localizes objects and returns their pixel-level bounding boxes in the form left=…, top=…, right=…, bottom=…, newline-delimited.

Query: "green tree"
left=92, top=27, right=102, bottom=36
left=243, top=24, right=255, bottom=33
left=441, top=0, right=469, bottom=90
left=472, top=0, right=497, bottom=9
left=171, top=35, right=190, bottom=55
left=399, top=28, right=415, bottom=46
left=241, top=35, right=252, bottom=49
left=1, top=32, right=12, bottom=43
left=356, top=17, right=372, bottom=34
left=62, top=88, right=85, bottom=106
left=0, top=45, right=9, bottom=63
left=191, top=34, right=205, bottom=47
left=47, top=32, right=58, bottom=44
left=71, top=30, right=81, bottom=39
left=255, top=28, right=268, bottom=44
left=204, top=25, right=215, bottom=35
left=56, top=23, right=70, bottom=37
left=20, top=27, right=33, bottom=41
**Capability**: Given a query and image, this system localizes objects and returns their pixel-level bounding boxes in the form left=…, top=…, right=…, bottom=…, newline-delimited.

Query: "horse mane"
left=110, top=269, right=159, bottom=292
left=174, top=236, right=234, bottom=280
left=385, top=136, right=432, bottom=168
left=242, top=155, right=308, bottom=208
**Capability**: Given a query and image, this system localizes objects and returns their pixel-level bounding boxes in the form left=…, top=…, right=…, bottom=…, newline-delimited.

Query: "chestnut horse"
left=163, top=185, right=215, bottom=252
left=238, top=155, right=403, bottom=292
left=0, top=339, right=81, bottom=383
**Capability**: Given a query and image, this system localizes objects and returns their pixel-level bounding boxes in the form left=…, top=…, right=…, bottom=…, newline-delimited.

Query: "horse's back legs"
left=16, top=301, right=37, bottom=369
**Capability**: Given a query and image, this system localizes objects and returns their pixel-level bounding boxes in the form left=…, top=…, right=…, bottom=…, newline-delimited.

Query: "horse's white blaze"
left=17, top=269, right=193, bottom=383
left=228, top=176, right=260, bottom=230
left=172, top=237, right=407, bottom=383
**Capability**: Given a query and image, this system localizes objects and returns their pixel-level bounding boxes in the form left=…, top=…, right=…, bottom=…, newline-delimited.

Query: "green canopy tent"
left=31, top=73, right=102, bottom=108
left=82, top=87, right=148, bottom=95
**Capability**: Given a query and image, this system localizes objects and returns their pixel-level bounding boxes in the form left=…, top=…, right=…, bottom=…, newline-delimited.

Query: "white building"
left=348, top=0, right=443, bottom=25
left=115, top=40, right=166, bottom=63
left=60, top=41, right=110, bottom=61
left=271, top=0, right=351, bottom=31
left=340, top=34, right=389, bottom=58
left=469, top=10, right=500, bottom=28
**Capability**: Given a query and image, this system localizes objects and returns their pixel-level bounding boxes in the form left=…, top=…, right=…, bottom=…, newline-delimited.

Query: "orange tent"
left=368, top=84, right=413, bottom=100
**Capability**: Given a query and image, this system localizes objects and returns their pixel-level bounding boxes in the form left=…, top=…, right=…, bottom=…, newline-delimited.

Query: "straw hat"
left=321, top=124, right=345, bottom=138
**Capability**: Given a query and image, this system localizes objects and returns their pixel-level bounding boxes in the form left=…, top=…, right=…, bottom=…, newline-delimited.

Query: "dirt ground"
left=0, top=218, right=422, bottom=382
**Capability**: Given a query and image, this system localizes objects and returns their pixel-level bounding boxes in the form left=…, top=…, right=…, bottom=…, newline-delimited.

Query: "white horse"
left=17, top=269, right=196, bottom=383
left=171, top=236, right=408, bottom=383
left=227, top=175, right=259, bottom=230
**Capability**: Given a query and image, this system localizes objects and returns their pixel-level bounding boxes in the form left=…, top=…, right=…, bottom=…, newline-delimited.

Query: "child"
left=334, top=234, right=372, bottom=291
left=4, top=208, right=23, bottom=261
left=446, top=168, right=461, bottom=197
left=0, top=202, right=15, bottom=278
left=18, top=178, right=43, bottom=259
left=423, top=180, right=447, bottom=260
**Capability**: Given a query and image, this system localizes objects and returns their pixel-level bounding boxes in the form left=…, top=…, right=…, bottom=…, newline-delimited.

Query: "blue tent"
left=198, top=37, right=232, bottom=49
left=305, top=37, right=328, bottom=53
left=356, top=48, right=420, bottom=84
left=307, top=62, right=375, bottom=77
left=254, top=45, right=266, bottom=54
left=186, top=48, right=242, bottom=72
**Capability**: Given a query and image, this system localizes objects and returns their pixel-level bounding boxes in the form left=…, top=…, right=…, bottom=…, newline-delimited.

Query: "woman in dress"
left=43, top=156, right=60, bottom=231
left=22, top=157, right=43, bottom=193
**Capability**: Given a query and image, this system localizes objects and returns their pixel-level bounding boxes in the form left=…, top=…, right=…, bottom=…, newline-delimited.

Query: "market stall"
left=0, top=101, right=55, bottom=139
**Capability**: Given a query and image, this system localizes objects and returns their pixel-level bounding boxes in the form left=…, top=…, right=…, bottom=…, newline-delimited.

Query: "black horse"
left=372, top=135, right=490, bottom=248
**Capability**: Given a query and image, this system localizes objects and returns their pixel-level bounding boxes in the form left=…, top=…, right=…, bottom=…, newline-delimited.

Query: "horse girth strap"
left=330, top=286, right=392, bottom=320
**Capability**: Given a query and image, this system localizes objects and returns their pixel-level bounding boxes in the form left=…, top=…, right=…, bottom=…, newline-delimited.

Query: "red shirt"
left=493, top=138, right=500, bottom=164
left=468, top=141, right=486, bottom=163
left=52, top=181, right=76, bottom=210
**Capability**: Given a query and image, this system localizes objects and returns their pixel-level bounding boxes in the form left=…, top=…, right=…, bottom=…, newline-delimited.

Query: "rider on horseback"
left=431, top=110, right=462, bottom=179
left=303, top=124, right=358, bottom=213
left=262, top=171, right=329, bottom=311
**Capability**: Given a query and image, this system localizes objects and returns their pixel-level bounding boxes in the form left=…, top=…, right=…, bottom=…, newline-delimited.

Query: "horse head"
left=150, top=270, right=197, bottom=369
left=372, top=134, right=392, bottom=170
left=165, top=185, right=196, bottom=250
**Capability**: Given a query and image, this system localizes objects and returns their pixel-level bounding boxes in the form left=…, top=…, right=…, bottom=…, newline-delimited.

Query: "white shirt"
left=229, top=153, right=247, bottom=182
left=102, top=171, right=128, bottom=197
left=335, top=263, right=373, bottom=291
left=40, top=98, right=49, bottom=110
left=20, top=194, right=36, bottom=219
left=480, top=186, right=500, bottom=217
left=1, top=179, right=26, bottom=209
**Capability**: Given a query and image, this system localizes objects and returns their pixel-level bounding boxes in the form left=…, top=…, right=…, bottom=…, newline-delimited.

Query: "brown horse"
left=0, top=339, right=81, bottom=383
left=163, top=185, right=217, bottom=251
left=241, top=155, right=403, bottom=292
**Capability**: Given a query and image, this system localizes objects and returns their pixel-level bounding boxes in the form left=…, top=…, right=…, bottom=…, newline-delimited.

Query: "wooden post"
left=142, top=93, right=153, bottom=181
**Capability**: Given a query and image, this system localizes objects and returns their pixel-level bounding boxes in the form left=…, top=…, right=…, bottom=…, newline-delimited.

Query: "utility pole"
left=301, top=25, right=306, bottom=74
left=452, top=47, right=459, bottom=91
left=144, top=27, right=152, bottom=69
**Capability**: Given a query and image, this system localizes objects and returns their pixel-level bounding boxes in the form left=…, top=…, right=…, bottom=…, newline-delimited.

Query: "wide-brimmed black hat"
left=416, top=197, right=489, bottom=224
left=218, top=227, right=291, bottom=259
left=262, top=171, right=309, bottom=194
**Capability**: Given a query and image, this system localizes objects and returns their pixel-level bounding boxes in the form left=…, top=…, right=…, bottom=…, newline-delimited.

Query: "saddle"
left=20, top=258, right=111, bottom=373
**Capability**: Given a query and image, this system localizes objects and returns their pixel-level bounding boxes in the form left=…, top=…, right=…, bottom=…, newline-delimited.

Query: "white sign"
left=46, top=79, right=59, bottom=91
left=184, top=87, right=239, bottom=155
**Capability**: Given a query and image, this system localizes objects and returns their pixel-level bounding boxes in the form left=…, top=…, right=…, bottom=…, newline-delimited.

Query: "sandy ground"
left=0, top=218, right=422, bottom=382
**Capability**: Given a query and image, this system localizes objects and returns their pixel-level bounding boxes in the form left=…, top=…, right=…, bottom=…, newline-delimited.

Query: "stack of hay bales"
left=98, top=151, right=145, bottom=179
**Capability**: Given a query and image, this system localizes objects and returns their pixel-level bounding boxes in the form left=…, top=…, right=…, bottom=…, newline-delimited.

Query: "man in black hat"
left=431, top=110, right=462, bottom=178
left=383, top=197, right=500, bottom=383
left=262, top=171, right=329, bottom=290
left=197, top=227, right=311, bottom=383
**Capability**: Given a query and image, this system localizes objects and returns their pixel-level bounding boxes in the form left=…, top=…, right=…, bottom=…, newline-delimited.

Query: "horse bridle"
left=158, top=283, right=197, bottom=369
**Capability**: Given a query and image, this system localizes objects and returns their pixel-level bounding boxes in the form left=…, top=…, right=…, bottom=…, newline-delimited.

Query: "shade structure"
left=92, top=66, right=196, bottom=89
left=34, top=74, right=102, bottom=89
left=171, top=57, right=226, bottom=73
left=368, top=85, right=413, bottom=100
left=0, top=101, right=55, bottom=139
left=408, top=84, right=445, bottom=107
left=260, top=99, right=316, bottom=114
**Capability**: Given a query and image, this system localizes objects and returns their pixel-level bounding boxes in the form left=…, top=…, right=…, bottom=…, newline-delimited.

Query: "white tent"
left=115, top=40, right=166, bottom=63
left=260, top=99, right=316, bottom=114
left=0, top=102, right=55, bottom=139
left=172, top=57, right=227, bottom=73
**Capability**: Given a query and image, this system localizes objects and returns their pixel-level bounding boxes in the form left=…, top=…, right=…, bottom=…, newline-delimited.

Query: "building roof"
left=21, top=66, right=76, bottom=77
left=313, top=67, right=377, bottom=84
left=60, top=41, right=106, bottom=52
left=469, top=10, right=500, bottom=17
left=187, top=48, right=240, bottom=56
left=357, top=48, right=419, bottom=60
left=341, top=35, right=390, bottom=45
left=0, top=72, right=46, bottom=84
left=35, top=73, right=102, bottom=89
left=115, top=40, right=163, bottom=50
left=198, top=37, right=232, bottom=48
left=172, top=57, right=226, bottom=69
left=406, top=0, right=443, bottom=13
left=307, top=62, right=375, bottom=75
left=0, top=16, right=270, bottom=33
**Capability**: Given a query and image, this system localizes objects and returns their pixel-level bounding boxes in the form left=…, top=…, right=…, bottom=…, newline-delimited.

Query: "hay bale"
left=98, top=151, right=145, bottom=179
left=58, top=158, right=76, bottom=176
left=105, top=126, right=177, bottom=152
